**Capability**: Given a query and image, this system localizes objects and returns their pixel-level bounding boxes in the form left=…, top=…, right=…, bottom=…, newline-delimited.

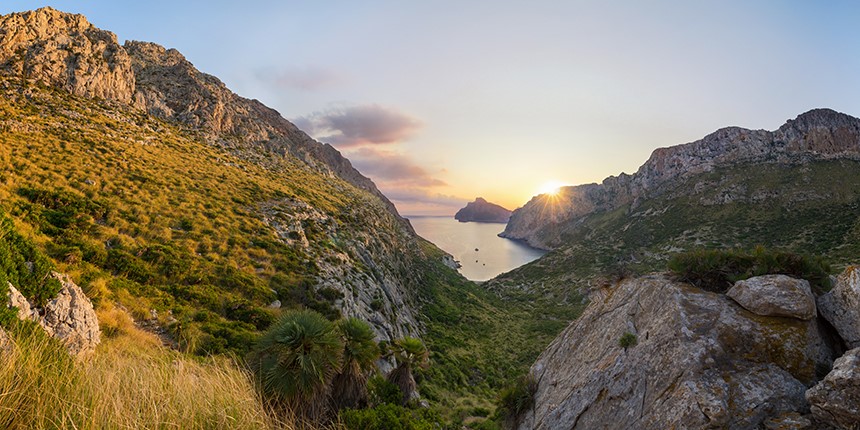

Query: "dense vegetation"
left=667, top=247, right=831, bottom=293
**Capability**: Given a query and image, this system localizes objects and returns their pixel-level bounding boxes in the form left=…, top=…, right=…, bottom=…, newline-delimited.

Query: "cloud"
left=347, top=148, right=446, bottom=187
left=293, top=104, right=421, bottom=147
left=256, top=66, right=340, bottom=91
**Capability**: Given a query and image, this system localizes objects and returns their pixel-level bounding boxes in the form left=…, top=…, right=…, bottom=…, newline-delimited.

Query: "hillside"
left=489, top=110, right=860, bottom=304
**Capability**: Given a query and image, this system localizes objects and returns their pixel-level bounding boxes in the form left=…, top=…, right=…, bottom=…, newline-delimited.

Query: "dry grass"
left=0, top=317, right=299, bottom=429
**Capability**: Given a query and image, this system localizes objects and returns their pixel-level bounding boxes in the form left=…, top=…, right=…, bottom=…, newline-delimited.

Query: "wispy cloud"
left=348, top=148, right=446, bottom=187
left=293, top=104, right=421, bottom=147
left=255, top=66, right=340, bottom=91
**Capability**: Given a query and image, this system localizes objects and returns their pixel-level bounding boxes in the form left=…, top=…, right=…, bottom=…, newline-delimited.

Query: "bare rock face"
left=818, top=266, right=860, bottom=348
left=504, top=109, right=860, bottom=249
left=805, top=347, right=860, bottom=429
left=6, top=282, right=39, bottom=321
left=727, top=275, right=817, bottom=320
left=0, top=7, right=135, bottom=103
left=4, top=273, right=100, bottom=356
left=518, top=275, right=839, bottom=430
left=40, top=272, right=100, bottom=356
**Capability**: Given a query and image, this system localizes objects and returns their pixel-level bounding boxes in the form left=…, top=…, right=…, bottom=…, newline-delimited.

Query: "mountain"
left=454, top=197, right=512, bottom=223
left=502, top=108, right=860, bottom=250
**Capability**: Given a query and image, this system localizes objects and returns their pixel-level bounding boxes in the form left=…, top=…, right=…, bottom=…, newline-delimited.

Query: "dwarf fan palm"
left=330, top=318, right=379, bottom=410
left=386, top=337, right=428, bottom=405
left=251, top=309, right=342, bottom=419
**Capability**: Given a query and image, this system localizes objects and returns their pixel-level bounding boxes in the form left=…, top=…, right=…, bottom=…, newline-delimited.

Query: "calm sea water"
left=407, top=216, right=546, bottom=282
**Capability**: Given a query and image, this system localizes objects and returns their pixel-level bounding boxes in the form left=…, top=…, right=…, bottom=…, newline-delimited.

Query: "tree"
left=251, top=309, right=342, bottom=419
left=386, top=337, right=428, bottom=405
left=331, top=317, right=380, bottom=410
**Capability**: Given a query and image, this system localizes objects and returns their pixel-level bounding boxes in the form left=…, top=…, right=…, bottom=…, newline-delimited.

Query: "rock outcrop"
left=518, top=274, right=839, bottom=430
left=805, top=347, right=860, bottom=429
left=4, top=272, right=100, bottom=356
left=818, top=265, right=860, bottom=348
left=503, top=109, right=860, bottom=249
left=40, top=272, right=101, bottom=356
left=454, top=197, right=512, bottom=223
left=727, top=275, right=817, bottom=320
left=0, top=7, right=135, bottom=103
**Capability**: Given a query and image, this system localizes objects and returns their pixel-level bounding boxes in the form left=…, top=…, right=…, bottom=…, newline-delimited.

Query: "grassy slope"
left=0, top=78, right=574, bottom=421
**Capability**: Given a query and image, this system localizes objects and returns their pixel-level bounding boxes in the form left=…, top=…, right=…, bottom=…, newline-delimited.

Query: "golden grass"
left=0, top=319, right=296, bottom=429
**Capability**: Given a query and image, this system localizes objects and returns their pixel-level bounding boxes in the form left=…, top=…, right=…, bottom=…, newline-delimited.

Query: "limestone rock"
left=518, top=275, right=839, bottom=430
left=818, top=266, right=860, bottom=348
left=805, top=347, right=860, bottom=429
left=0, top=7, right=135, bottom=103
left=454, top=197, right=511, bottom=223
left=6, top=282, right=38, bottom=321
left=0, top=327, right=10, bottom=353
left=39, top=272, right=100, bottom=356
left=727, top=275, right=817, bottom=320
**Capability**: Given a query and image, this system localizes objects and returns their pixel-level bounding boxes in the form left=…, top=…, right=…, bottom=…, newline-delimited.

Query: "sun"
left=537, top=180, right=566, bottom=196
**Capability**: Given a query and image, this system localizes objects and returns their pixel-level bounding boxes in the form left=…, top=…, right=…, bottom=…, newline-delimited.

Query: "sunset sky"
left=4, top=1, right=860, bottom=215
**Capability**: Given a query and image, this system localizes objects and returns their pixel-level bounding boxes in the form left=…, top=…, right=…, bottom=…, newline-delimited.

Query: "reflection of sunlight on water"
left=408, top=216, right=546, bottom=281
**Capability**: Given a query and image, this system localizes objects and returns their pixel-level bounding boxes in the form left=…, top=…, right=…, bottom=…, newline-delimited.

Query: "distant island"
left=454, top=197, right=512, bottom=223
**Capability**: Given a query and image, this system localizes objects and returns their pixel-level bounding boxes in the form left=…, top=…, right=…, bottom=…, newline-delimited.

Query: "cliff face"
left=503, top=109, right=860, bottom=249
left=0, top=7, right=134, bottom=103
left=454, top=197, right=511, bottom=223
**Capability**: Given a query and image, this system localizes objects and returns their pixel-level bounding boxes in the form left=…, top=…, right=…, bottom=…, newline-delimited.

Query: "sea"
left=407, top=216, right=546, bottom=282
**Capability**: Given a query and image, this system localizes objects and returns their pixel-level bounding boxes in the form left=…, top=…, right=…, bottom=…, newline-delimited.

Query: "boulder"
left=727, top=275, right=817, bottom=320
left=0, top=327, right=9, bottom=353
left=805, top=347, right=860, bottom=429
left=40, top=272, right=100, bottom=356
left=6, top=282, right=39, bottom=321
left=762, top=412, right=813, bottom=430
left=4, top=273, right=100, bottom=356
left=818, top=266, right=860, bottom=348
left=518, top=275, right=839, bottom=430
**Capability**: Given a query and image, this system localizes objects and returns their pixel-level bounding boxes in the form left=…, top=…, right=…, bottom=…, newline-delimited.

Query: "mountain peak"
left=783, top=108, right=860, bottom=130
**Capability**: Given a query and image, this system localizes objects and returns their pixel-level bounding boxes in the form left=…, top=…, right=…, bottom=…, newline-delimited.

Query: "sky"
left=3, top=1, right=860, bottom=215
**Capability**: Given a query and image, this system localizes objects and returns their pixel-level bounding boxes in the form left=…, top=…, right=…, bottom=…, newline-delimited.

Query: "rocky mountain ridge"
left=503, top=109, right=860, bottom=249
left=454, top=197, right=512, bottom=223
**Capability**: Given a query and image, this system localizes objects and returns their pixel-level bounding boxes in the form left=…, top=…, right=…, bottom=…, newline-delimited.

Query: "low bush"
left=496, top=374, right=536, bottom=428
left=619, top=332, right=637, bottom=349
left=339, top=403, right=441, bottom=430
left=667, top=247, right=831, bottom=293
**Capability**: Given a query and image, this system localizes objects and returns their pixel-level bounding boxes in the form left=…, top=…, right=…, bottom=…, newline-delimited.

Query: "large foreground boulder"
left=818, top=266, right=860, bottom=348
left=805, top=347, right=860, bottom=429
left=727, top=275, right=816, bottom=320
left=518, top=274, right=839, bottom=430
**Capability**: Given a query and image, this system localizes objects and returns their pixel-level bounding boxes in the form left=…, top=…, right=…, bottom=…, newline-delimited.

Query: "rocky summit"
left=517, top=271, right=855, bottom=430
left=454, top=197, right=512, bottom=223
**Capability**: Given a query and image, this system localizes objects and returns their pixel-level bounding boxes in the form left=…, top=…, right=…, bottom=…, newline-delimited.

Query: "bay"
left=408, top=216, right=546, bottom=281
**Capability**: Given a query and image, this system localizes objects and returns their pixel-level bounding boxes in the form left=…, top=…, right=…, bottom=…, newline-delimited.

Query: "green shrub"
left=619, top=332, right=637, bottom=349
left=339, top=403, right=440, bottom=430
left=496, top=375, right=536, bottom=428
left=667, top=247, right=831, bottom=293
left=367, top=375, right=403, bottom=406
